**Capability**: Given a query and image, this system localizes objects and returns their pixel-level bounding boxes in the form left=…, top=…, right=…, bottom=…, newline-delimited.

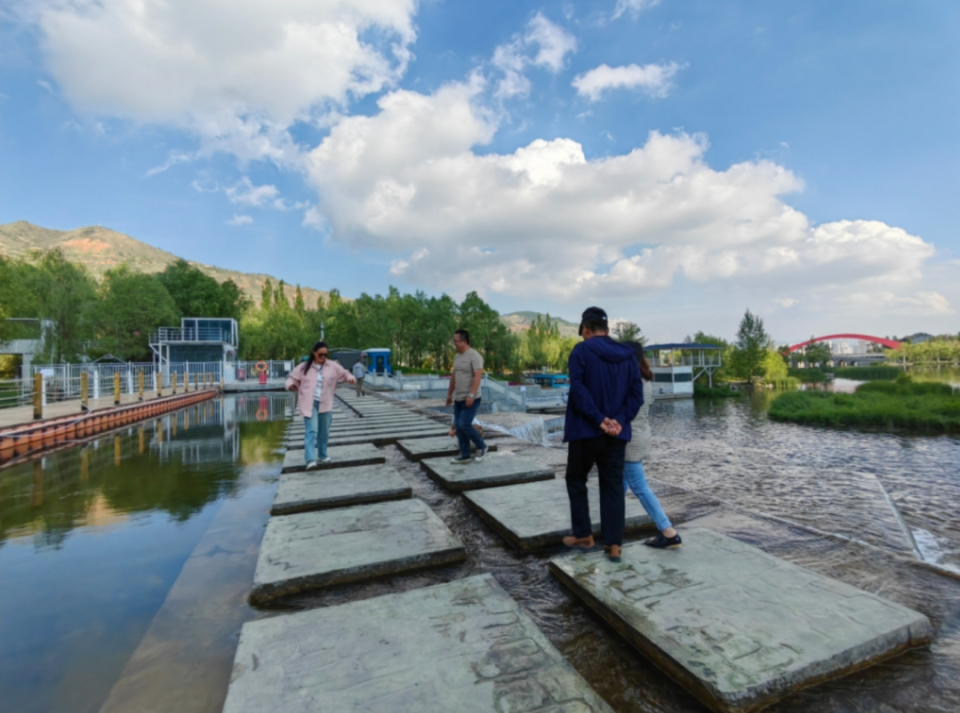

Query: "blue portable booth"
left=364, top=348, right=392, bottom=374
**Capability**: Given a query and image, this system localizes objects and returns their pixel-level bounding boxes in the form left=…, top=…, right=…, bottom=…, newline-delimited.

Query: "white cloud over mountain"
left=18, top=0, right=954, bottom=329
left=306, top=79, right=945, bottom=317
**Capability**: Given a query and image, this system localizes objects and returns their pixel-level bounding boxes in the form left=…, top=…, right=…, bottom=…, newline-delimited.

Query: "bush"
left=768, top=376, right=800, bottom=390
left=788, top=368, right=830, bottom=383
left=831, top=365, right=901, bottom=381
left=768, top=377, right=960, bottom=432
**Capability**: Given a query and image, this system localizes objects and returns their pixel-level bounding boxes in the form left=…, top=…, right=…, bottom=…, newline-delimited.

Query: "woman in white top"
left=624, top=340, right=682, bottom=549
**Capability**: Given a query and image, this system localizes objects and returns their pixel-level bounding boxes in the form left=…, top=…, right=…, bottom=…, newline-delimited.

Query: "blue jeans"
left=453, top=398, right=485, bottom=458
left=624, top=460, right=672, bottom=532
left=303, top=400, right=333, bottom=462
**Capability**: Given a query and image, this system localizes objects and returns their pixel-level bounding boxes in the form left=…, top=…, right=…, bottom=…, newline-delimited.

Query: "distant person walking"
left=285, top=341, right=356, bottom=469
left=445, top=329, right=488, bottom=464
left=562, top=307, right=644, bottom=562
left=623, top=341, right=682, bottom=549
left=353, top=355, right=366, bottom=397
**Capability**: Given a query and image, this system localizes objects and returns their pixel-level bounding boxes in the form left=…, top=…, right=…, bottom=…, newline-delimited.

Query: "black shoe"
left=644, top=533, right=682, bottom=549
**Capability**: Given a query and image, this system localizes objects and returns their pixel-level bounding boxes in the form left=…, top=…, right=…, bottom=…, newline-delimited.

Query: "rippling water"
left=2, top=390, right=958, bottom=713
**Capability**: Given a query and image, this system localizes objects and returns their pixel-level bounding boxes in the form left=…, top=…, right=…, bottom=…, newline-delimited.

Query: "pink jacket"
left=285, top=360, right=354, bottom=417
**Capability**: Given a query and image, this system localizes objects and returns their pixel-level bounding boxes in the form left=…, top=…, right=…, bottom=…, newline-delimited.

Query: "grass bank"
left=831, top=365, right=902, bottom=380
left=768, top=378, right=960, bottom=433
left=788, top=368, right=830, bottom=383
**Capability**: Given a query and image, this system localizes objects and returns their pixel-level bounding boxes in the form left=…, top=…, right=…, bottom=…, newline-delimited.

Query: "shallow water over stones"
left=1, top=390, right=958, bottom=713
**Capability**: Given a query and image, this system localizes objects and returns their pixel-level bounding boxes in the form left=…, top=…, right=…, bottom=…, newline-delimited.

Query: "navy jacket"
left=563, top=336, right=644, bottom=443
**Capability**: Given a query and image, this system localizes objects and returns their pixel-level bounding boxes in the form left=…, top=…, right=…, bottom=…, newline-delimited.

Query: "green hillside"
left=0, top=221, right=332, bottom=307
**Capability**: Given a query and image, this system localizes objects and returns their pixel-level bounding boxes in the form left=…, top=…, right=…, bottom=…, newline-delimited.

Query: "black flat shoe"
left=644, top=533, right=682, bottom=549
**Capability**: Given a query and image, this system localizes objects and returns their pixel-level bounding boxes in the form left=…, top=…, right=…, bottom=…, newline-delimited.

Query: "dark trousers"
left=453, top=398, right=485, bottom=458
left=566, top=436, right=626, bottom=546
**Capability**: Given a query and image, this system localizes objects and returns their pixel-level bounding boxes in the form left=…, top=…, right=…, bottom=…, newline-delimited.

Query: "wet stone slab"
left=250, top=498, right=465, bottom=605
left=281, top=444, right=384, bottom=473
left=226, top=574, right=614, bottom=713
left=397, top=436, right=500, bottom=461
left=327, top=427, right=450, bottom=447
left=271, top=464, right=412, bottom=515
left=549, top=528, right=932, bottom=713
left=288, top=420, right=439, bottom=437
left=285, top=427, right=451, bottom=449
left=465, top=478, right=655, bottom=550
left=421, top=452, right=555, bottom=492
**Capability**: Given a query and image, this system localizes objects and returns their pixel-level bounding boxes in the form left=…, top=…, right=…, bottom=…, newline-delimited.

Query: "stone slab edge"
left=464, top=492, right=654, bottom=551
left=548, top=535, right=933, bottom=713
left=420, top=459, right=555, bottom=492
left=280, top=449, right=385, bottom=473
left=396, top=440, right=500, bottom=461
left=270, top=482, right=413, bottom=516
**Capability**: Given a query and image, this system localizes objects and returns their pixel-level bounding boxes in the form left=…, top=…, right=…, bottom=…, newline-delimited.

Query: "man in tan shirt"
left=445, top=329, right=488, bottom=464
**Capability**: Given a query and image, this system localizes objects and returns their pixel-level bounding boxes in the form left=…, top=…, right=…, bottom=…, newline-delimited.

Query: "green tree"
left=730, top=309, right=771, bottom=384
left=803, top=338, right=832, bottom=369
left=612, top=321, right=643, bottom=343
left=526, top=314, right=560, bottom=369
left=93, top=266, right=179, bottom=360
left=29, top=249, right=98, bottom=362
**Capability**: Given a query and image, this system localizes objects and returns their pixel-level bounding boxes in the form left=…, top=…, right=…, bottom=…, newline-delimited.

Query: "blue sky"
left=2, top=0, right=958, bottom=343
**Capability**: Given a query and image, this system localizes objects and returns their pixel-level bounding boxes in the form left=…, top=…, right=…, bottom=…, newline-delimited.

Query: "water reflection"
left=0, top=393, right=292, bottom=713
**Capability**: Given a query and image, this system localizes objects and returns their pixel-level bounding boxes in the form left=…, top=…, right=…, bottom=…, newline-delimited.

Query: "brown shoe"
left=562, top=534, right=595, bottom=550
left=604, top=544, right=622, bottom=563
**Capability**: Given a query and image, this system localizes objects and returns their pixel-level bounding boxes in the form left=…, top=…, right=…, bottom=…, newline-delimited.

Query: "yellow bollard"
left=138, top=371, right=144, bottom=401
left=156, top=371, right=162, bottom=398
left=184, top=370, right=189, bottom=393
left=33, top=373, right=43, bottom=420
left=81, top=373, right=89, bottom=412
left=172, top=372, right=178, bottom=395
left=194, top=371, right=199, bottom=392
left=113, top=372, right=121, bottom=405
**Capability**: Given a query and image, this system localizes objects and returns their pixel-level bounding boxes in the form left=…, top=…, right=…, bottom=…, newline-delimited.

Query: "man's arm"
left=445, top=371, right=456, bottom=406
left=466, top=368, right=482, bottom=405
left=614, top=360, right=644, bottom=427
left=567, top=347, right=605, bottom=427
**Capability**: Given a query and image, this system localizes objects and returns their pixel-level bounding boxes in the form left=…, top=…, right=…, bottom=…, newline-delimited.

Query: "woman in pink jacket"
left=285, top=341, right=355, bottom=469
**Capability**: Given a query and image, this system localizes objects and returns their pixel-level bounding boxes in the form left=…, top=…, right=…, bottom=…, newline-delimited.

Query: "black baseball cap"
left=579, top=306, right=608, bottom=336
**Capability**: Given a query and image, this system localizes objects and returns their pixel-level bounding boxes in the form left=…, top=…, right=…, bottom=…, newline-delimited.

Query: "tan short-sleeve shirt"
left=452, top=348, right=484, bottom=401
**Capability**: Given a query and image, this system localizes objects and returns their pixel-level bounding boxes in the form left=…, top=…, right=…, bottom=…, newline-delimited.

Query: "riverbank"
left=768, top=378, right=960, bottom=433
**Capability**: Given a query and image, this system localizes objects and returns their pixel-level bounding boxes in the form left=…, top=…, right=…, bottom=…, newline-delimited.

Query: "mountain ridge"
left=0, top=221, right=332, bottom=308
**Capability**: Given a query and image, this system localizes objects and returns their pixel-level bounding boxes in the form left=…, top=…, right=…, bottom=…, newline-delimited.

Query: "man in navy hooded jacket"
left=562, top=306, right=644, bottom=562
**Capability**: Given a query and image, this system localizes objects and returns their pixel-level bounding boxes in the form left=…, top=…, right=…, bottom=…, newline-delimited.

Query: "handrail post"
left=81, top=373, right=89, bottom=412
left=33, top=374, right=43, bottom=420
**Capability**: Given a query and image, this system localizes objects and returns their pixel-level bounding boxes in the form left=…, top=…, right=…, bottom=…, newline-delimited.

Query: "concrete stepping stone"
left=465, top=479, right=655, bottom=550
left=549, top=528, right=932, bottom=713
left=285, top=426, right=450, bottom=449
left=249, top=498, right=465, bottom=605
left=281, top=444, right=384, bottom=473
left=397, top=436, right=500, bottom=461
left=327, top=427, right=450, bottom=447
left=421, top=452, right=555, bottom=491
left=271, top=465, right=412, bottom=515
left=227, top=573, right=614, bottom=713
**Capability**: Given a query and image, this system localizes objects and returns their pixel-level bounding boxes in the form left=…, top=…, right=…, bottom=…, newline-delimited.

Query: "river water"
left=1, top=389, right=958, bottom=712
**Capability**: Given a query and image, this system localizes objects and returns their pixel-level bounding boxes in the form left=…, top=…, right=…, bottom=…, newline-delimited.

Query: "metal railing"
left=647, top=354, right=721, bottom=367
left=232, top=360, right=293, bottom=381
left=150, top=327, right=237, bottom=345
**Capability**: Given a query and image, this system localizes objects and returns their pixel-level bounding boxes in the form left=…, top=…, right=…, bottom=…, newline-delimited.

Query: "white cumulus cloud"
left=572, top=62, right=683, bottom=101
left=612, top=0, right=662, bottom=21
left=226, top=214, right=253, bottom=226
left=224, top=177, right=279, bottom=206
left=305, top=80, right=938, bottom=315
left=23, top=0, right=418, bottom=162
left=491, top=13, right=576, bottom=98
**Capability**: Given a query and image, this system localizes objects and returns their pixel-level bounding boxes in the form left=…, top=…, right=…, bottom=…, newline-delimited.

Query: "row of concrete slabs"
left=236, top=392, right=934, bottom=712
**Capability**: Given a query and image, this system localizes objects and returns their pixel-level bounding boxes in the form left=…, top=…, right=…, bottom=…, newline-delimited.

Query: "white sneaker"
left=474, top=446, right=488, bottom=462
left=305, top=461, right=318, bottom=470
left=319, top=456, right=333, bottom=464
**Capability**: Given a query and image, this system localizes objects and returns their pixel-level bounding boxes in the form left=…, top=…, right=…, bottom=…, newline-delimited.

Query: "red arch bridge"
left=786, top=334, right=901, bottom=353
